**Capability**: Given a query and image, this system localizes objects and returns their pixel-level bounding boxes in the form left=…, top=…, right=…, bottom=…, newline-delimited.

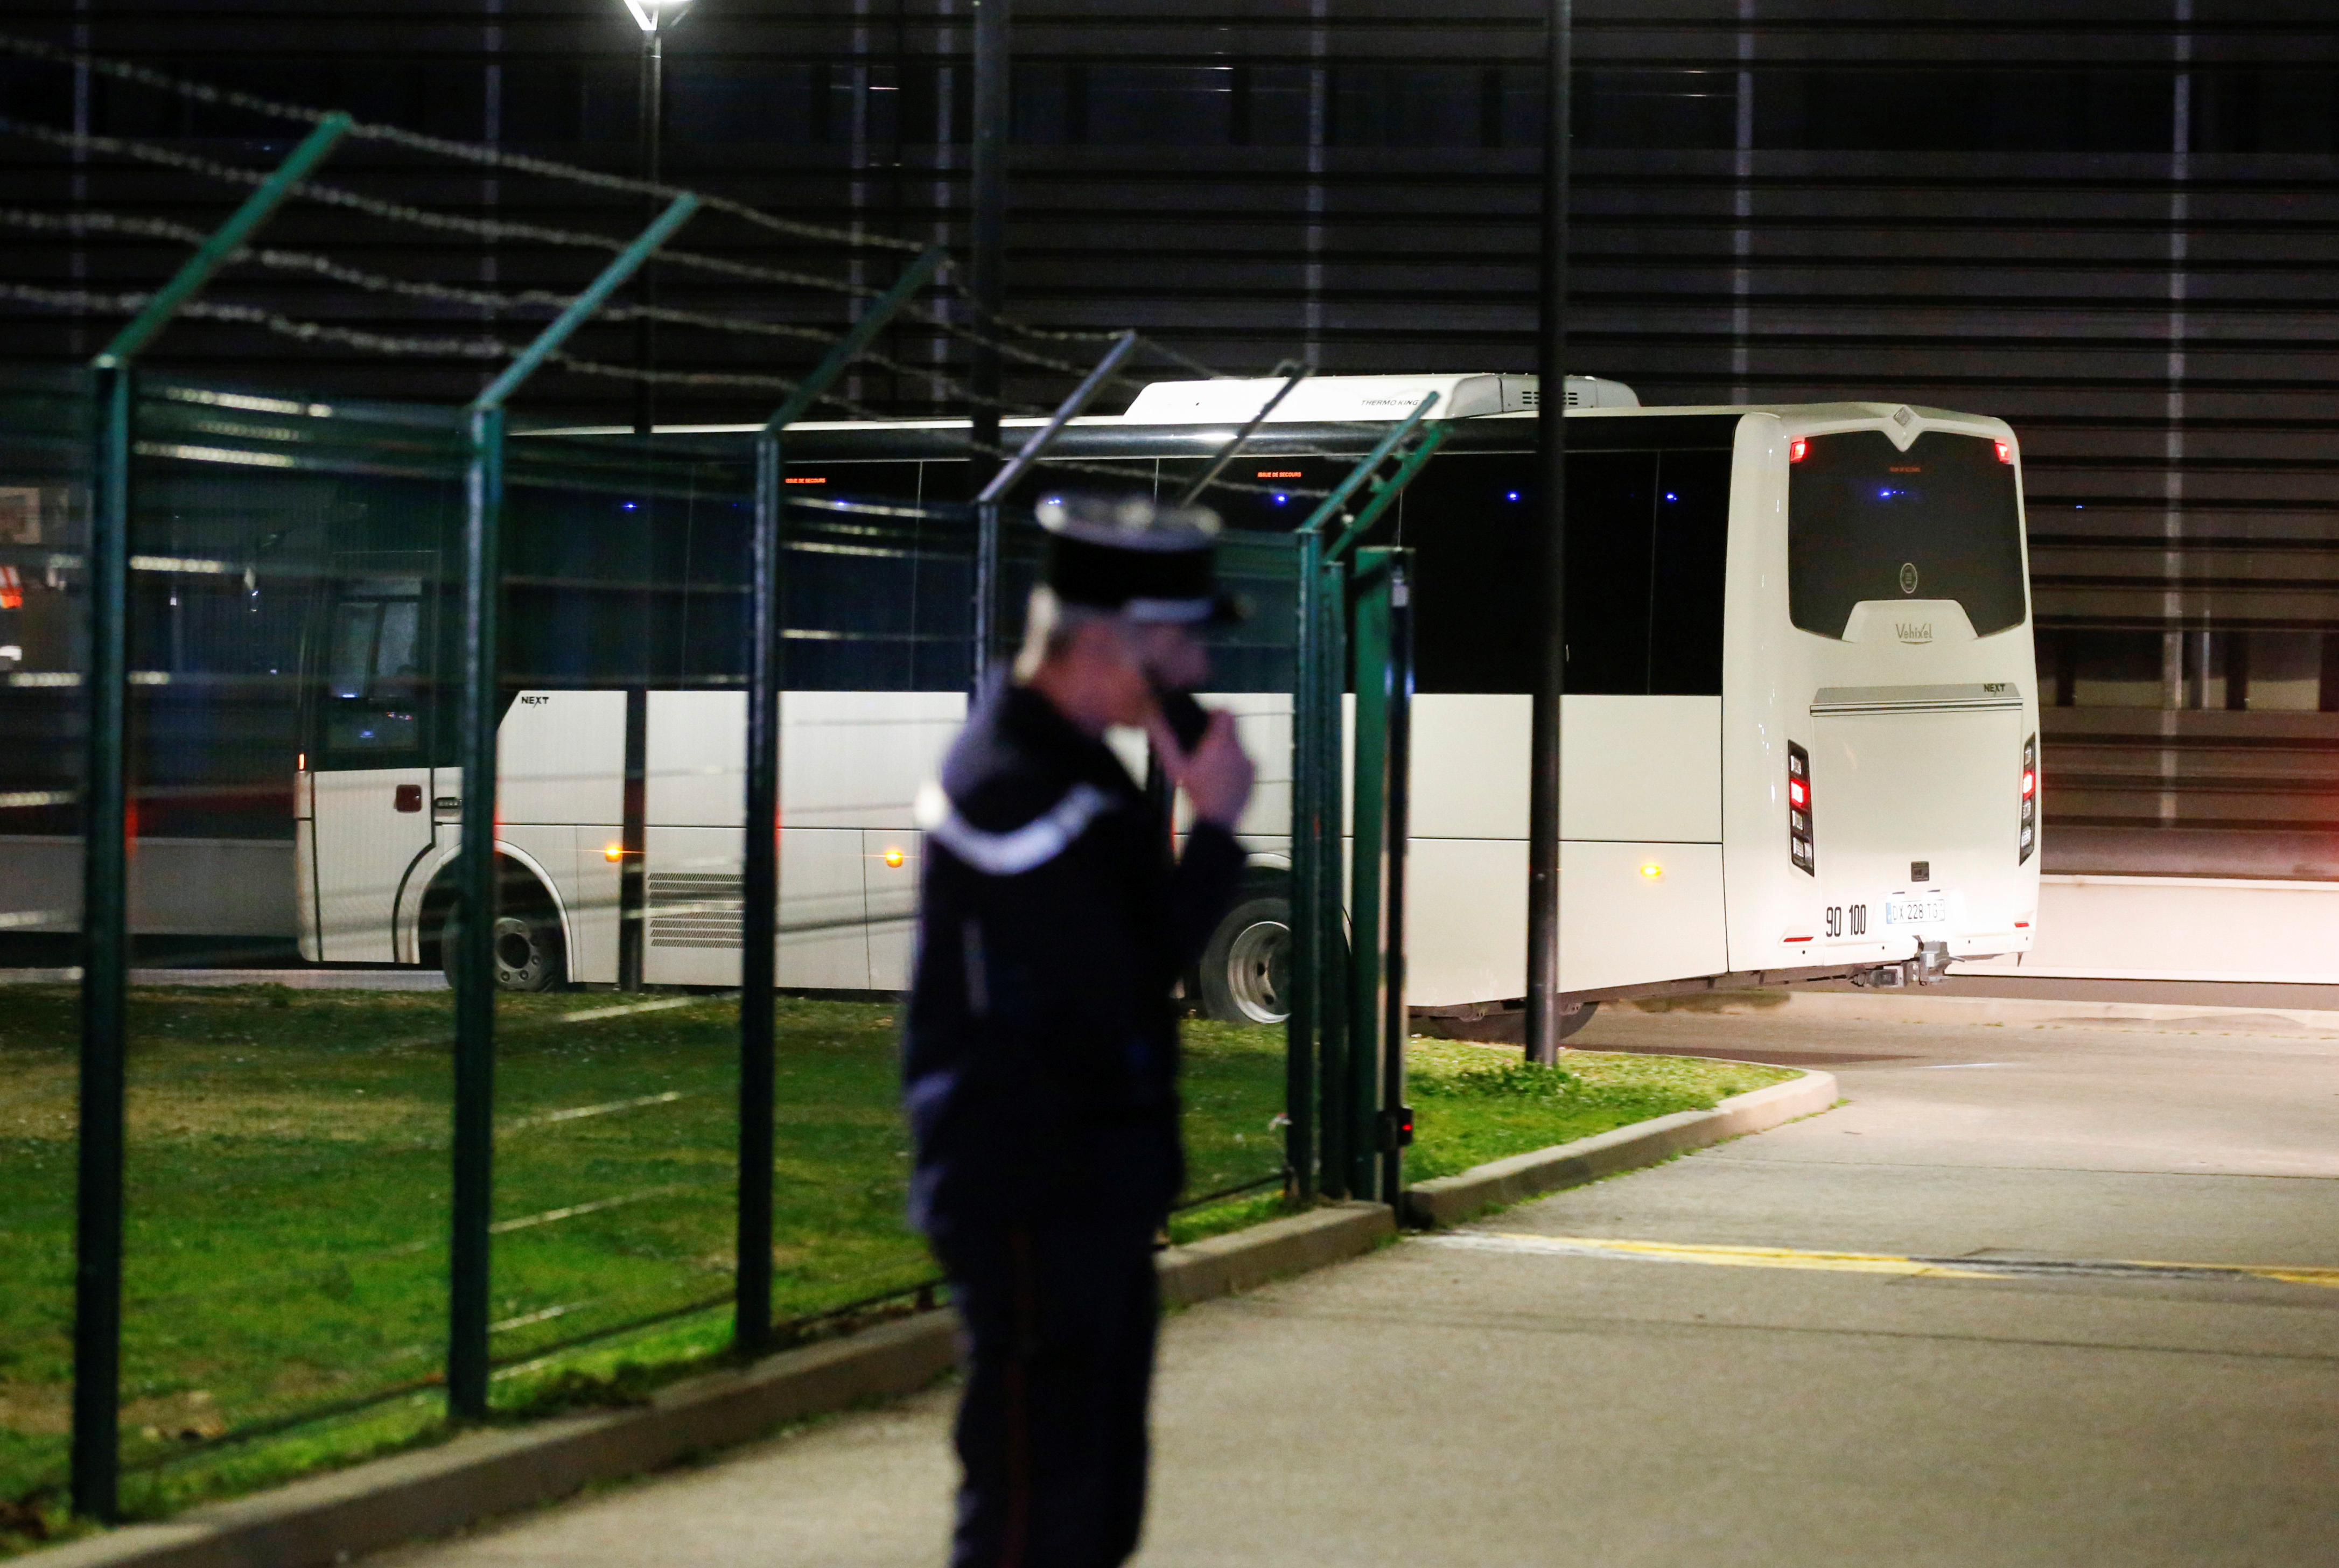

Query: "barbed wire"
left=0, top=115, right=885, bottom=302
left=0, top=27, right=1398, bottom=425
left=0, top=205, right=936, bottom=366
left=0, top=28, right=1264, bottom=392
left=4, top=281, right=513, bottom=360
left=0, top=30, right=926, bottom=256
left=0, top=117, right=1299, bottom=425
left=0, top=47, right=1407, bottom=500
left=9, top=284, right=1362, bottom=501
left=0, top=207, right=1090, bottom=423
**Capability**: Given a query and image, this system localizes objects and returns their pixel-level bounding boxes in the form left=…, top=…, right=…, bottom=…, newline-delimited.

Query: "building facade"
left=3, top=1, right=2338, bottom=877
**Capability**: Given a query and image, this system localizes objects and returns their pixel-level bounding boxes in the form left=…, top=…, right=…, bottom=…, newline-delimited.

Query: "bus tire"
left=1199, top=894, right=1293, bottom=1025
left=435, top=864, right=567, bottom=993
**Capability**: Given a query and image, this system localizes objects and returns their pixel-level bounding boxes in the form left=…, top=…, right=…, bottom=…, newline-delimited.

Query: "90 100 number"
left=1824, top=904, right=1868, bottom=938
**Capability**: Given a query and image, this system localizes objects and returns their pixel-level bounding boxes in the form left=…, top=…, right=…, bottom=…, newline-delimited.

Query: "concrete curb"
left=40, top=1204, right=1395, bottom=1568
left=1617, top=989, right=2339, bottom=1032
left=0, top=969, right=450, bottom=991
left=1400, top=1070, right=1839, bottom=1229
left=1157, top=1201, right=1395, bottom=1308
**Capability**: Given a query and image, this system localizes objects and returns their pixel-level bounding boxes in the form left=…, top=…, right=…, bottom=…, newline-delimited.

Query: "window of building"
left=2195, top=69, right=2339, bottom=154
left=1755, top=68, right=2173, bottom=152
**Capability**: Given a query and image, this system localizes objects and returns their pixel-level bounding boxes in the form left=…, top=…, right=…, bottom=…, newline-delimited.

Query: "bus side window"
left=1396, top=451, right=1540, bottom=694
left=319, top=586, right=426, bottom=761
left=1563, top=451, right=1659, bottom=695
left=1646, top=450, right=1729, bottom=696
left=782, top=459, right=970, bottom=692
left=327, top=601, right=383, bottom=700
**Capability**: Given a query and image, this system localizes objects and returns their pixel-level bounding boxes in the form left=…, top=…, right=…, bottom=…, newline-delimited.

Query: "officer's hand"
left=1152, top=708, right=1255, bottom=830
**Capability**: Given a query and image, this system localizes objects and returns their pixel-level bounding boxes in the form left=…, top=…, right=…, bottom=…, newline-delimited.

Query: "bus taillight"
left=2019, top=734, right=2037, bottom=863
left=1789, top=438, right=1809, bottom=463
left=1995, top=440, right=2014, bottom=464
left=1788, top=742, right=1815, bottom=874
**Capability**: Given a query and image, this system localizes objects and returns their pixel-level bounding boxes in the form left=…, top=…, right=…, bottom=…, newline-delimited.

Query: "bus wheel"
left=1200, top=895, right=1292, bottom=1024
left=436, top=874, right=566, bottom=993
left=488, top=913, right=563, bottom=992
left=1559, top=1000, right=1600, bottom=1041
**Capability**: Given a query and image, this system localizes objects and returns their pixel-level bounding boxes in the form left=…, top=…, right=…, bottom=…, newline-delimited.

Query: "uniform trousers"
left=933, top=1217, right=1161, bottom=1568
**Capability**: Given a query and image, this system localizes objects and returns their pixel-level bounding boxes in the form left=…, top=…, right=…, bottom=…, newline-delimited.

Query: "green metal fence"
left=0, top=40, right=1448, bottom=1525
left=0, top=365, right=1468, bottom=1522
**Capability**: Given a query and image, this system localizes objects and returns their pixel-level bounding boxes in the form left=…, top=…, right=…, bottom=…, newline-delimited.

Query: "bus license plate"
left=1885, top=894, right=1947, bottom=927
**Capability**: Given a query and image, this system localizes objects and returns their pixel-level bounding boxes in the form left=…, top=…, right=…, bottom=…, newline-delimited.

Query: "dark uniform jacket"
left=904, top=680, right=1248, bottom=1239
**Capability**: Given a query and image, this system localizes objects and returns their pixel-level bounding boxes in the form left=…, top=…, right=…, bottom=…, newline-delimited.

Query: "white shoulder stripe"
left=916, top=780, right=1114, bottom=877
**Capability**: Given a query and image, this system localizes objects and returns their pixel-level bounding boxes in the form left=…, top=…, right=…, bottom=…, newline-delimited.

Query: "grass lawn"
left=0, top=988, right=1791, bottom=1536
left=1404, top=1038, right=1795, bottom=1181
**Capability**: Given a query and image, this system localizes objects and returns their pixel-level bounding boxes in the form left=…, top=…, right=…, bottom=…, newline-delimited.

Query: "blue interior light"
left=1272, top=493, right=1288, bottom=505
left=1664, top=492, right=1679, bottom=503
left=1505, top=491, right=1522, bottom=502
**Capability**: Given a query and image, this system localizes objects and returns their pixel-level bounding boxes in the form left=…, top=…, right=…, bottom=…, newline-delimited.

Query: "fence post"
left=739, top=247, right=946, bottom=1357
left=1383, top=550, right=1414, bottom=1207
left=1311, top=564, right=1350, bottom=1193
left=73, top=361, right=131, bottom=1524
left=72, top=111, right=352, bottom=1522
left=1357, top=549, right=1414, bottom=1206
left=1283, top=527, right=1321, bottom=1198
left=446, top=194, right=700, bottom=1418
left=1347, top=551, right=1396, bottom=1200
left=1287, top=401, right=1444, bottom=1197
left=447, top=400, right=503, bottom=1419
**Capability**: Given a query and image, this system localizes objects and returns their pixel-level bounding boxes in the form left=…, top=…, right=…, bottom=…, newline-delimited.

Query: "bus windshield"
left=1788, top=430, right=2026, bottom=639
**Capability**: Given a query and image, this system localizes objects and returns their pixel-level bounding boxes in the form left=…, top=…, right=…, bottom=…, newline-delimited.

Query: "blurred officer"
left=904, top=494, right=1256, bottom=1568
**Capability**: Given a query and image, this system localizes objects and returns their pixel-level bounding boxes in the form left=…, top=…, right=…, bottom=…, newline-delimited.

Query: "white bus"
left=296, top=374, right=2040, bottom=1027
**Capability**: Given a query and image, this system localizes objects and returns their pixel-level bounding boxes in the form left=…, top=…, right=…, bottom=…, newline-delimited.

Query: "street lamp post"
left=1526, top=0, right=1571, bottom=1065
left=618, top=0, right=688, bottom=992
left=624, top=0, right=689, bottom=436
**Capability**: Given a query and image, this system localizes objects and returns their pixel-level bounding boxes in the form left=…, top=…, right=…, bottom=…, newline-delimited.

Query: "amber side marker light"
left=604, top=843, right=625, bottom=862
left=883, top=847, right=906, bottom=869
left=1640, top=863, right=1663, bottom=879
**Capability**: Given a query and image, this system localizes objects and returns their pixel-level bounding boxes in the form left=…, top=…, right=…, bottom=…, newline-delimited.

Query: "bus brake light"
left=1995, top=440, right=2014, bottom=464
left=1787, top=742, right=1815, bottom=875
left=1789, top=438, right=1808, bottom=463
left=2019, top=735, right=2038, bottom=863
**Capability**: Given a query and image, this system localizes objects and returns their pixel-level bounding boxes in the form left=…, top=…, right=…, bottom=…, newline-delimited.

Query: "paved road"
left=384, top=1005, right=2339, bottom=1567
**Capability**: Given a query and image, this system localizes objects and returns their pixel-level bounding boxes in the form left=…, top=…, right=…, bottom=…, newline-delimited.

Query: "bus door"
left=305, top=578, right=435, bottom=963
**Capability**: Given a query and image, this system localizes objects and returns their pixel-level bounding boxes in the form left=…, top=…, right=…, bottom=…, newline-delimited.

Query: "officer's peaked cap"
left=1035, top=493, right=1243, bottom=624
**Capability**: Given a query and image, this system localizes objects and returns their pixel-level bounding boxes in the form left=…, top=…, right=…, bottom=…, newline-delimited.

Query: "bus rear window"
left=1788, top=430, right=2026, bottom=639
